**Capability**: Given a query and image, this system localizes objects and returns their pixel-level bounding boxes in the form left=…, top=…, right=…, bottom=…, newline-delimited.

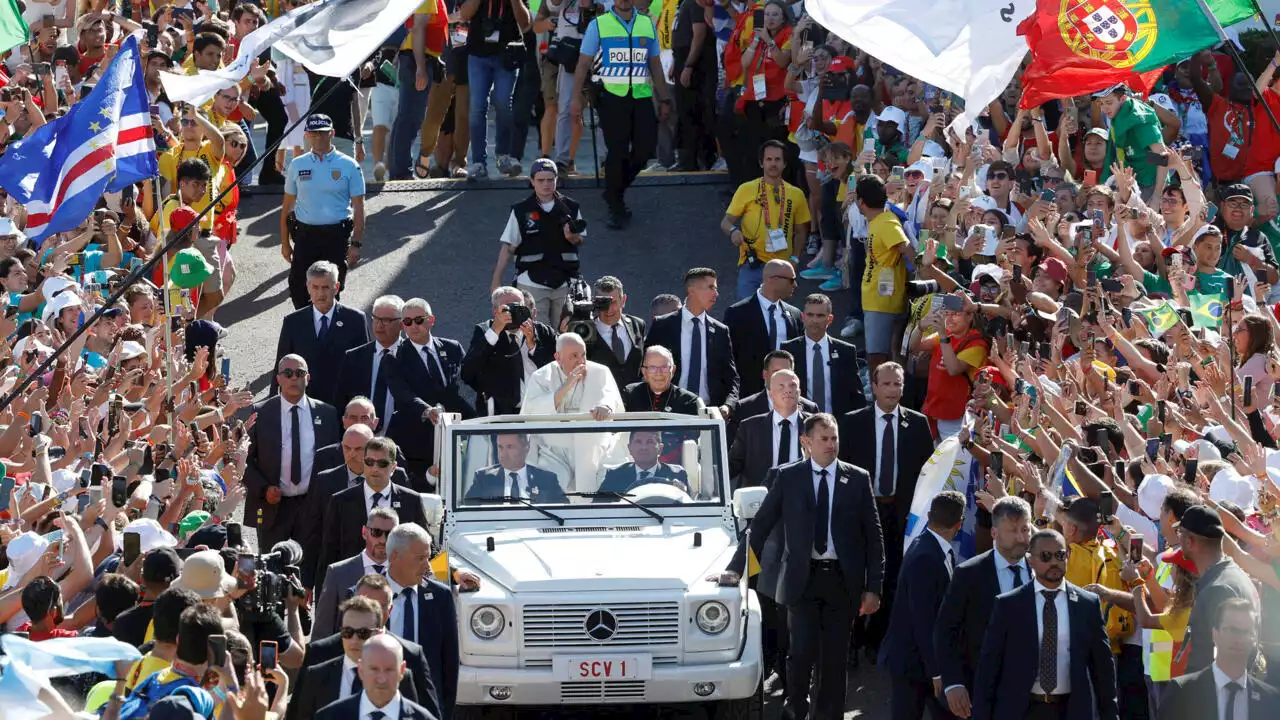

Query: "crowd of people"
left=5, top=0, right=1280, bottom=719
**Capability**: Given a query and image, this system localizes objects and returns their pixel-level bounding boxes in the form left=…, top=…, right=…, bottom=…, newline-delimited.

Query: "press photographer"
left=232, top=539, right=307, bottom=668
left=490, top=158, right=588, bottom=326
left=722, top=140, right=811, bottom=300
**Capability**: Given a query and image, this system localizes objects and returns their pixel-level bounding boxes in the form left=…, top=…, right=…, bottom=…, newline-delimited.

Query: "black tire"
left=451, top=706, right=487, bottom=720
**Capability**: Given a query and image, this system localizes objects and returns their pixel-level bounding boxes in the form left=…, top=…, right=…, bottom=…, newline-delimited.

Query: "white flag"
left=805, top=0, right=1032, bottom=133
left=161, top=0, right=423, bottom=105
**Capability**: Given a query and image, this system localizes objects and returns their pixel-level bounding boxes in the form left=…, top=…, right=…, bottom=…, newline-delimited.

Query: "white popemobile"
left=419, top=410, right=765, bottom=718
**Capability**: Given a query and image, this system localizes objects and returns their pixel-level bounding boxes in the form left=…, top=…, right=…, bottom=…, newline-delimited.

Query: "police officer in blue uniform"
left=280, top=114, right=367, bottom=309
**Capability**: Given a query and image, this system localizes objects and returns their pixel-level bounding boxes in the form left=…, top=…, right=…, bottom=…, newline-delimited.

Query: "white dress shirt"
left=483, top=325, right=540, bottom=383
left=340, top=655, right=361, bottom=700
left=927, top=528, right=955, bottom=576
left=995, top=551, right=1031, bottom=595
left=807, top=335, right=833, bottom=412
left=500, top=466, right=530, bottom=498
left=770, top=409, right=802, bottom=466
left=679, top=307, right=711, bottom=401
left=872, top=404, right=900, bottom=497
left=363, top=481, right=391, bottom=515
left=357, top=689, right=403, bottom=720
left=634, top=462, right=661, bottom=485
left=1212, top=663, right=1250, bottom=720
left=279, top=397, right=316, bottom=497
left=369, top=340, right=400, bottom=432
left=756, top=290, right=785, bottom=351
left=410, top=338, right=446, bottom=383
left=1030, top=579, right=1071, bottom=695
left=810, top=458, right=838, bottom=560
left=313, top=305, right=335, bottom=337
left=595, top=318, right=633, bottom=358
left=361, top=550, right=386, bottom=576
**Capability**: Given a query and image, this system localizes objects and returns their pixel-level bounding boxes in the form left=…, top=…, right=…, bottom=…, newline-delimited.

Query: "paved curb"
left=241, top=169, right=733, bottom=195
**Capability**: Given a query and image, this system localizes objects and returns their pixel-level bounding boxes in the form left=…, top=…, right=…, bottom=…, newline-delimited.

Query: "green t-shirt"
left=1142, top=267, right=1230, bottom=296
left=1106, top=98, right=1164, bottom=188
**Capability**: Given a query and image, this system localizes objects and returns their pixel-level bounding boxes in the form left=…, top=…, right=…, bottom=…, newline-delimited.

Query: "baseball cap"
left=1061, top=496, right=1102, bottom=526
left=142, top=547, right=183, bottom=584
left=1147, top=93, right=1177, bottom=114
left=1038, top=257, right=1069, bottom=286
left=878, top=105, right=908, bottom=129
left=1159, top=547, right=1198, bottom=575
left=1136, top=473, right=1174, bottom=520
left=125, top=518, right=179, bottom=553
left=969, top=194, right=999, bottom=213
left=167, top=206, right=199, bottom=234
left=529, top=157, right=557, bottom=177
left=1174, top=504, right=1224, bottom=539
left=1221, top=183, right=1254, bottom=202
left=118, top=340, right=147, bottom=361
left=178, top=511, right=210, bottom=541
left=1084, top=127, right=1109, bottom=142
left=169, top=248, right=214, bottom=289
left=1091, top=82, right=1132, bottom=98
left=305, top=114, right=334, bottom=132
left=827, top=56, right=854, bottom=73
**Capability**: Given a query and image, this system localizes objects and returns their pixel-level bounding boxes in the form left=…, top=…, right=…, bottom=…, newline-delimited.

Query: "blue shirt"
left=284, top=149, right=366, bottom=226
left=579, top=10, right=660, bottom=59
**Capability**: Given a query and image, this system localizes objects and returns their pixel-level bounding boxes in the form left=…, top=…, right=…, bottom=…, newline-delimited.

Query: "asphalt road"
left=217, top=178, right=889, bottom=718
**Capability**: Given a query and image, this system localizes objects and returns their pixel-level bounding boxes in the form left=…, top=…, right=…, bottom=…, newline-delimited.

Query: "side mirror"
left=732, top=487, right=767, bottom=521
left=420, top=493, right=444, bottom=529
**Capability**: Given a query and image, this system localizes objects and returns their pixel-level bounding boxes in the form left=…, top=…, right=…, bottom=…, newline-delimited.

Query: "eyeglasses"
left=340, top=626, right=381, bottom=641
left=366, top=526, right=390, bottom=538
left=372, top=315, right=401, bottom=324
left=402, top=316, right=429, bottom=326
left=217, top=94, right=239, bottom=103
left=279, top=368, right=308, bottom=379
left=989, top=171, right=1011, bottom=180
left=179, top=119, right=196, bottom=127
left=767, top=276, right=798, bottom=284
left=364, top=457, right=392, bottom=468
left=1036, top=550, right=1069, bottom=562
left=643, top=365, right=674, bottom=373
left=227, top=140, right=246, bottom=148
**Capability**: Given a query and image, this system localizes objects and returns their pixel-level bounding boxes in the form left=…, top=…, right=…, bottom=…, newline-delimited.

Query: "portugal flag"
left=1017, top=0, right=1257, bottom=108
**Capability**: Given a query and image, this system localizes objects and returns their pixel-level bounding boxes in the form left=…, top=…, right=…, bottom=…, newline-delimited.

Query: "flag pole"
left=1193, top=0, right=1280, bottom=136
left=154, top=173, right=178, bottom=437
left=1248, top=1, right=1280, bottom=57
left=0, top=74, right=353, bottom=415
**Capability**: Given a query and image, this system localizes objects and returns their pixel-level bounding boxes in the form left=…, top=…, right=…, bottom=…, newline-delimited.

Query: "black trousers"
left=257, top=90, right=288, bottom=182
left=288, top=218, right=351, bottom=309
left=259, top=494, right=307, bottom=549
left=596, top=91, right=657, bottom=212
left=671, top=47, right=717, bottom=169
left=785, top=562, right=854, bottom=720
left=1024, top=698, right=1068, bottom=720
left=758, top=591, right=789, bottom=685
left=890, top=674, right=954, bottom=720
left=855, top=501, right=901, bottom=655
left=737, top=98, right=790, bottom=182
left=1117, top=643, right=1150, bottom=719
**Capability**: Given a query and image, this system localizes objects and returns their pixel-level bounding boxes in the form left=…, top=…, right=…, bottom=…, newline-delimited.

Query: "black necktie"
left=777, top=417, right=791, bottom=465
left=878, top=413, right=895, bottom=497
left=688, top=317, right=703, bottom=398
left=1011, top=565, right=1024, bottom=588
left=372, top=349, right=389, bottom=422
left=638, top=469, right=650, bottom=484
left=372, top=564, right=384, bottom=576
left=289, top=405, right=302, bottom=485
left=814, top=468, right=830, bottom=555
left=425, top=346, right=444, bottom=387
left=351, top=474, right=364, bottom=488
left=611, top=325, right=626, bottom=363
left=508, top=471, right=520, bottom=497
left=947, top=548, right=956, bottom=573
left=350, top=666, right=363, bottom=695
left=1225, top=681, right=1243, bottom=720
left=767, top=303, right=779, bottom=349
left=370, top=491, right=383, bottom=510
left=368, top=710, right=384, bottom=720
left=400, top=586, right=416, bottom=642
left=1039, top=589, right=1059, bottom=693
left=811, top=342, right=827, bottom=412
left=318, top=314, right=329, bottom=342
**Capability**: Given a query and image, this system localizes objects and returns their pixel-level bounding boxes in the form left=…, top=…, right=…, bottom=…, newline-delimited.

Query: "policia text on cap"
left=568, top=0, right=673, bottom=230
left=280, top=114, right=368, bottom=310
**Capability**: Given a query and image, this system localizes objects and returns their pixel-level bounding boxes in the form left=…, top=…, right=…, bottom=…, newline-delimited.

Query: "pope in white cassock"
left=521, top=332, right=625, bottom=491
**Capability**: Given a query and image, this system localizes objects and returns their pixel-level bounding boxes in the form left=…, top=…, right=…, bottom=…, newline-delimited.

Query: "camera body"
left=504, top=302, right=532, bottom=327
left=236, top=541, right=305, bottom=620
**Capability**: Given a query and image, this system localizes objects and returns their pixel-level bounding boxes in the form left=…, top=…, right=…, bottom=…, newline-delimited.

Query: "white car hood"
left=451, top=522, right=735, bottom=592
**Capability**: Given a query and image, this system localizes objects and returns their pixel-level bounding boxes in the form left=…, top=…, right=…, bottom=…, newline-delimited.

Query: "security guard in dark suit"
left=584, top=275, right=646, bottom=389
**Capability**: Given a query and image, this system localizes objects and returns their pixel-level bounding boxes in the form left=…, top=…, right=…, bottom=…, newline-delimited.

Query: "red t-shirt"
left=1205, top=92, right=1280, bottom=180
left=15, top=622, right=80, bottom=641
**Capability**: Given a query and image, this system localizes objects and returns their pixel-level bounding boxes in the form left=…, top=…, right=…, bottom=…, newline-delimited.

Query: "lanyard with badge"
left=757, top=179, right=788, bottom=253
left=750, top=24, right=769, bottom=100
left=1223, top=101, right=1252, bottom=160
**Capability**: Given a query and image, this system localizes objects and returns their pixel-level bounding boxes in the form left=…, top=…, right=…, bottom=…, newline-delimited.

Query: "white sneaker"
left=710, top=157, right=728, bottom=172
left=373, top=163, right=386, bottom=182
left=840, top=317, right=863, bottom=339
left=497, top=155, right=522, bottom=177
left=467, top=162, right=488, bottom=181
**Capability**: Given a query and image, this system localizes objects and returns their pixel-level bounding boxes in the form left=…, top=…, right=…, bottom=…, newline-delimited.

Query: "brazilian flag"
left=1188, top=292, right=1226, bottom=329
left=1137, top=300, right=1178, bottom=338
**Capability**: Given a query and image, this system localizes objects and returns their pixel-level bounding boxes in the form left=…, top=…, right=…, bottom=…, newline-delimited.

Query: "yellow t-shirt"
left=154, top=145, right=226, bottom=233
left=727, top=179, right=811, bottom=265
left=861, top=210, right=908, bottom=314
left=150, top=194, right=220, bottom=238
left=401, top=1, right=438, bottom=51
left=125, top=652, right=170, bottom=691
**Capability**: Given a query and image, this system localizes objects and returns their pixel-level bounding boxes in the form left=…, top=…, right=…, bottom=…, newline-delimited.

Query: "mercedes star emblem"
left=583, top=608, right=618, bottom=641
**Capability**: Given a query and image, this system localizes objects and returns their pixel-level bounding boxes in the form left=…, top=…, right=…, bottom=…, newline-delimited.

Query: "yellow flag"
left=747, top=547, right=761, bottom=578
left=430, top=550, right=450, bottom=581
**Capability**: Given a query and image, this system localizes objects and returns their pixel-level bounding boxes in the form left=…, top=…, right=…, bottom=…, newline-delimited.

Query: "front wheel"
left=705, top=685, right=764, bottom=720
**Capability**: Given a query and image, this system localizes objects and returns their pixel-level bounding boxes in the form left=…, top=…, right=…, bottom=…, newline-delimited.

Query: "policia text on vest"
left=568, top=0, right=673, bottom=228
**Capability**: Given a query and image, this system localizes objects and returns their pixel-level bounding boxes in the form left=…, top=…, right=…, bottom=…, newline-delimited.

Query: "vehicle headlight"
left=695, top=601, right=730, bottom=634
left=470, top=605, right=506, bottom=639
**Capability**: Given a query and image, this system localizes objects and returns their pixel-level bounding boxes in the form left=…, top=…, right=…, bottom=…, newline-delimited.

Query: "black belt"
left=1029, top=693, right=1069, bottom=704
left=810, top=558, right=840, bottom=571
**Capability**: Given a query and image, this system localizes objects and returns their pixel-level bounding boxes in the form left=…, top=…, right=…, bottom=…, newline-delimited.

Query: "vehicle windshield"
left=451, top=422, right=724, bottom=508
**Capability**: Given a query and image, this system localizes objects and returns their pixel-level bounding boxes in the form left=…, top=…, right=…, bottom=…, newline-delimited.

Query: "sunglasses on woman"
left=341, top=626, right=380, bottom=641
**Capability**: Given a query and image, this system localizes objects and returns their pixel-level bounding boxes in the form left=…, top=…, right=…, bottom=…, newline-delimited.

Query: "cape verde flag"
left=0, top=35, right=156, bottom=242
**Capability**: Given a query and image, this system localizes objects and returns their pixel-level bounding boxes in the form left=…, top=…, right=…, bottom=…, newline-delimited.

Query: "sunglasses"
left=989, top=171, right=1011, bottom=180
left=340, top=626, right=380, bottom=641
left=364, top=457, right=392, bottom=468
left=366, top=526, right=390, bottom=538
left=217, top=94, right=239, bottom=103
left=1042, top=176, right=1063, bottom=185
left=227, top=139, right=246, bottom=148
left=372, top=315, right=401, bottom=324
left=279, top=368, right=308, bottom=379
left=1036, top=550, right=1069, bottom=562
left=402, top=316, right=429, bottom=326
left=179, top=119, right=196, bottom=126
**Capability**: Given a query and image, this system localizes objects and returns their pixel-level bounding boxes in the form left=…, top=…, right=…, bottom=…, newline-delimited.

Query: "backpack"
left=112, top=668, right=202, bottom=719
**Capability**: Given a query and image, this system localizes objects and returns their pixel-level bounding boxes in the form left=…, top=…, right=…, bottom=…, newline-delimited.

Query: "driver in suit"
left=465, top=432, right=568, bottom=504
left=598, top=430, right=690, bottom=496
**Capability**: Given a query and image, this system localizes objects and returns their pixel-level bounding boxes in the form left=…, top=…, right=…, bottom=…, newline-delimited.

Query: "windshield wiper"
left=566, top=492, right=665, bottom=524
left=469, top=496, right=565, bottom=526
